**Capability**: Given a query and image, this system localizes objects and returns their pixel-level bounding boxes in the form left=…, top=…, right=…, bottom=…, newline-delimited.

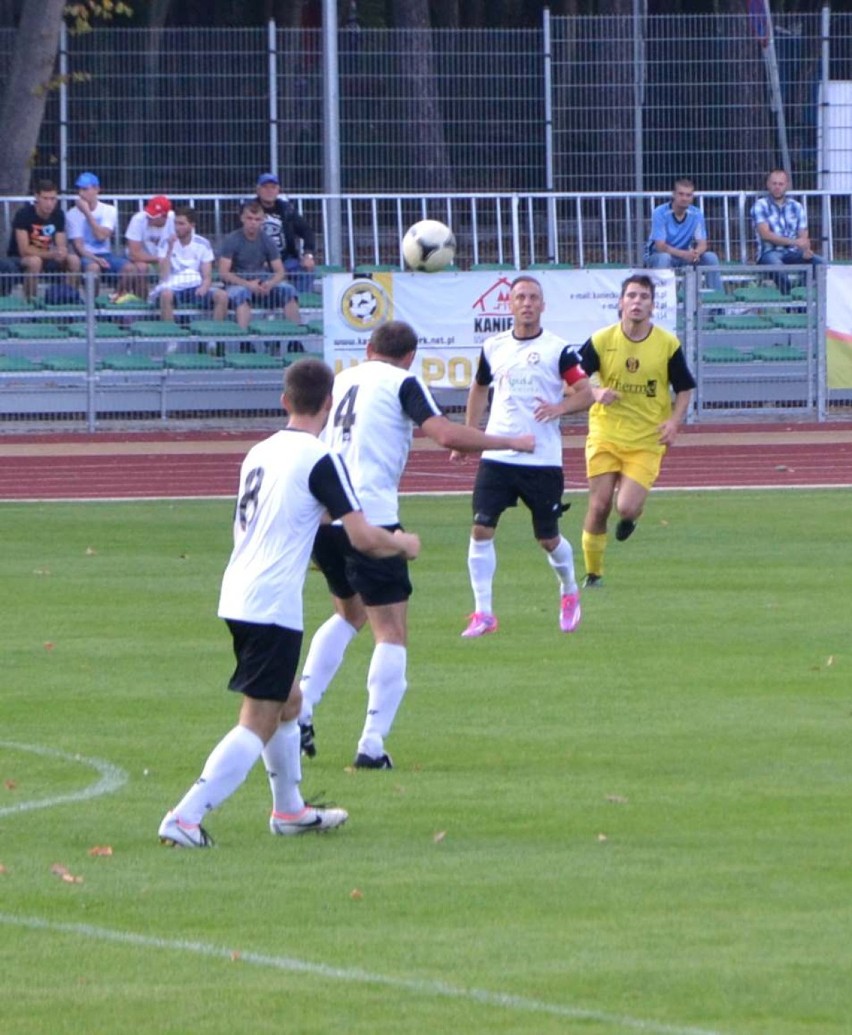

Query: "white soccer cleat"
left=269, top=805, right=349, bottom=836
left=158, top=811, right=214, bottom=848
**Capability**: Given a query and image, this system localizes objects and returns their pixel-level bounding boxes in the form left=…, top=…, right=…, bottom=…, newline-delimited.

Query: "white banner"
left=826, top=265, right=852, bottom=388
left=322, top=269, right=677, bottom=390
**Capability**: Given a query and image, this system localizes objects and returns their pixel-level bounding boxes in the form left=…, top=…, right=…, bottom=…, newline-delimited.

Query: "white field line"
left=0, top=912, right=728, bottom=1035
left=0, top=481, right=850, bottom=505
left=0, top=742, right=728, bottom=1034
left=0, top=740, right=127, bottom=817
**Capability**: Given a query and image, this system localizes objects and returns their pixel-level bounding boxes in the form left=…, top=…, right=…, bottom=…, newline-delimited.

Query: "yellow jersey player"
left=578, top=273, right=695, bottom=587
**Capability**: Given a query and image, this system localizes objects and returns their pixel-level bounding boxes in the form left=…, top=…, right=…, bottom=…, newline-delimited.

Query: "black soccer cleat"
left=582, top=573, right=604, bottom=589
left=353, top=752, right=394, bottom=770
left=615, top=519, right=636, bottom=542
left=299, top=721, right=317, bottom=758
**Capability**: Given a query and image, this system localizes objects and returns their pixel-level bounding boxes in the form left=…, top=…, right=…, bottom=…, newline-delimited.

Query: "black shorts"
left=224, top=619, right=302, bottom=702
left=472, top=459, right=566, bottom=539
left=312, top=523, right=412, bottom=608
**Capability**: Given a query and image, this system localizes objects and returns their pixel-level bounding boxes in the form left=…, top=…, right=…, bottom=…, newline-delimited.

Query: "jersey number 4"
left=332, top=385, right=358, bottom=442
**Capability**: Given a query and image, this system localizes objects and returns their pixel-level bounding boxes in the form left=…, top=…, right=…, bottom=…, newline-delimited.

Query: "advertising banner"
left=322, top=269, right=677, bottom=389
left=826, top=266, right=852, bottom=389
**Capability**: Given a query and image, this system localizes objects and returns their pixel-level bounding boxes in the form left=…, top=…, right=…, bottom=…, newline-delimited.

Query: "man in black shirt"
left=255, top=172, right=317, bottom=294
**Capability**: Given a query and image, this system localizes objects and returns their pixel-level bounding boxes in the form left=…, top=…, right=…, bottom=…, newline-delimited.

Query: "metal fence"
left=2, top=188, right=850, bottom=271
left=1, top=11, right=851, bottom=198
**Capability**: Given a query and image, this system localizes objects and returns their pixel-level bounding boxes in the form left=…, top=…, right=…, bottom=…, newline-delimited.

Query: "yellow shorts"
left=585, top=439, right=664, bottom=491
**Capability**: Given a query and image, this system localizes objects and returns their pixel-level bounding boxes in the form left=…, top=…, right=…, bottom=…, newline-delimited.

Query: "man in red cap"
left=123, top=195, right=175, bottom=301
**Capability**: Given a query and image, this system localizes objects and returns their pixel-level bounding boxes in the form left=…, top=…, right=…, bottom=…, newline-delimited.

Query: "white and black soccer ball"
left=402, top=219, right=456, bottom=272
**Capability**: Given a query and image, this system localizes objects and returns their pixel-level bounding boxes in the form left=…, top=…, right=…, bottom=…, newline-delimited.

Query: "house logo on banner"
left=471, top=276, right=515, bottom=338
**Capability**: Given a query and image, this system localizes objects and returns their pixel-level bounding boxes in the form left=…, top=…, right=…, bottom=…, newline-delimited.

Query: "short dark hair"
left=509, top=274, right=543, bottom=296
left=673, top=177, right=695, bottom=191
left=370, top=320, right=418, bottom=360
left=174, top=205, right=196, bottom=223
left=34, top=179, right=58, bottom=194
left=283, top=358, right=334, bottom=415
left=241, top=200, right=264, bottom=216
left=620, top=273, right=656, bottom=301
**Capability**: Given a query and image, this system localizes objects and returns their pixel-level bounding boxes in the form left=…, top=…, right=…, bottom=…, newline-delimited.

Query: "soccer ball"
left=402, top=219, right=456, bottom=272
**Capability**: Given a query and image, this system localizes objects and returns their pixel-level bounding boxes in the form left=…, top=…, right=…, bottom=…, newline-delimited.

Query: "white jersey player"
left=158, top=359, right=419, bottom=848
left=453, top=275, right=593, bottom=639
left=298, top=319, right=537, bottom=769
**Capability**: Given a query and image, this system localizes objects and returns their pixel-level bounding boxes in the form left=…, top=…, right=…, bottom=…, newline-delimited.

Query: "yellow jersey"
left=579, top=322, right=695, bottom=451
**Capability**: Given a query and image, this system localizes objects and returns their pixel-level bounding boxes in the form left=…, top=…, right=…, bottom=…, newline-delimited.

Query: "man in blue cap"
left=65, top=172, right=135, bottom=297
left=255, top=172, right=317, bottom=294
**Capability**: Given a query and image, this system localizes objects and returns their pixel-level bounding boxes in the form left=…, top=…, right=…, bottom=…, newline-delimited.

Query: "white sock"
left=547, top=535, right=578, bottom=595
left=172, top=725, right=264, bottom=825
left=298, top=613, right=359, bottom=721
left=467, top=537, right=496, bottom=614
left=357, top=643, right=407, bottom=759
left=262, top=720, right=304, bottom=815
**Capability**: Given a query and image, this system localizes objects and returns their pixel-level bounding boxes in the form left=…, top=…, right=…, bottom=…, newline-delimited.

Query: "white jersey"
left=65, top=200, right=118, bottom=256
left=217, top=428, right=360, bottom=629
left=157, top=231, right=214, bottom=275
left=323, top=359, right=442, bottom=525
left=124, top=209, right=176, bottom=256
left=477, top=327, right=587, bottom=468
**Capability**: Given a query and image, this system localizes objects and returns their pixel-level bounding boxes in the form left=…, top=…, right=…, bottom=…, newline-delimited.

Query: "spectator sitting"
left=255, top=172, right=317, bottom=294
left=752, top=168, right=825, bottom=293
left=125, top=194, right=175, bottom=301
left=213, top=200, right=302, bottom=331
left=65, top=172, right=136, bottom=299
left=8, top=179, right=81, bottom=301
left=149, top=206, right=215, bottom=322
left=646, top=177, right=723, bottom=293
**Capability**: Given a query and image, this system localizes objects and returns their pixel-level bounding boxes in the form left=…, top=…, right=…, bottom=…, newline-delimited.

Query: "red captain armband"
left=563, top=366, right=588, bottom=387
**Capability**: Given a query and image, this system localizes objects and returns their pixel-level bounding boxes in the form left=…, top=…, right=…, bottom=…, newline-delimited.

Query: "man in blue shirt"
left=646, top=178, right=723, bottom=293
left=751, top=168, right=824, bottom=292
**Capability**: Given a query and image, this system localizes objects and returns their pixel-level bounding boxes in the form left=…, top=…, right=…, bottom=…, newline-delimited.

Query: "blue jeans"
left=647, top=250, right=723, bottom=293
left=757, top=248, right=825, bottom=294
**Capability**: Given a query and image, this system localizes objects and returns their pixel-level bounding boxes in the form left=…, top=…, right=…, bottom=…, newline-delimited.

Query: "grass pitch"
left=0, top=490, right=849, bottom=1034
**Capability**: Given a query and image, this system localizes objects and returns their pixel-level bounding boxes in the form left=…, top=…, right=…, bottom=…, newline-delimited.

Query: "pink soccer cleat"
left=460, top=612, right=498, bottom=638
left=559, top=592, right=581, bottom=633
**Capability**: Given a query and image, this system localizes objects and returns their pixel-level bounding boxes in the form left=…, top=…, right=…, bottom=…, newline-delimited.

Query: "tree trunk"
left=0, top=0, right=66, bottom=194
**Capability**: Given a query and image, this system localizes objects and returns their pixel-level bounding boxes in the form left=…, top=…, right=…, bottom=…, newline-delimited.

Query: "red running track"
left=0, top=432, right=850, bottom=500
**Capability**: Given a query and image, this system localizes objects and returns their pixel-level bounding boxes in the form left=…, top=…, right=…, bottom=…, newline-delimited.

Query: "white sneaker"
left=269, top=805, right=348, bottom=835
left=158, top=811, right=214, bottom=848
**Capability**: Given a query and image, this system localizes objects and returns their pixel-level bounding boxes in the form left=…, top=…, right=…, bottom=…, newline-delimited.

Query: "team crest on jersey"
left=526, top=351, right=541, bottom=365
left=625, top=356, right=640, bottom=373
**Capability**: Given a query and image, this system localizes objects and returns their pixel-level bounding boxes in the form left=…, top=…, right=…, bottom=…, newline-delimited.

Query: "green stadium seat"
left=314, top=264, right=346, bottom=275
left=129, top=320, right=192, bottom=337
left=66, top=321, right=129, bottom=338
left=163, top=353, right=224, bottom=369
left=41, top=355, right=89, bottom=371
left=752, top=345, right=808, bottom=362
left=354, top=264, right=398, bottom=273
left=698, top=291, right=731, bottom=305
left=769, top=313, right=809, bottom=329
left=790, top=287, right=808, bottom=301
left=6, top=322, right=71, bottom=339
left=223, top=353, right=286, bottom=369
left=247, top=319, right=308, bottom=337
left=701, top=346, right=755, bottom=363
left=305, top=320, right=323, bottom=335
left=732, top=286, right=784, bottom=303
left=100, top=354, right=162, bottom=371
left=471, top=262, right=515, bottom=271
left=708, top=315, right=774, bottom=331
left=298, top=291, right=322, bottom=308
left=188, top=320, right=244, bottom=337
left=0, top=355, right=43, bottom=372
left=0, top=296, right=33, bottom=311
left=526, top=262, right=574, bottom=270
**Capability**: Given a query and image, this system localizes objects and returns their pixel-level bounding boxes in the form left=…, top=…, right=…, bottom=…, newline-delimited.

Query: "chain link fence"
left=1, top=12, right=850, bottom=198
